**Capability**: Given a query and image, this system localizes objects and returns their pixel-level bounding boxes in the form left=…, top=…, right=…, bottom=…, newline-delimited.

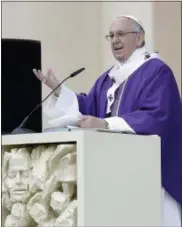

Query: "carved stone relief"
left=2, top=144, right=77, bottom=227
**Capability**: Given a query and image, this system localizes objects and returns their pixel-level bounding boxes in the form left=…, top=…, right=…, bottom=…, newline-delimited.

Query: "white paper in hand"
left=49, top=115, right=81, bottom=128
left=44, top=85, right=82, bottom=128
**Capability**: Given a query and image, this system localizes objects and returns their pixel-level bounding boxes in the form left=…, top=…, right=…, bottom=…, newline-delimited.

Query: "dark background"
left=1, top=38, right=42, bottom=134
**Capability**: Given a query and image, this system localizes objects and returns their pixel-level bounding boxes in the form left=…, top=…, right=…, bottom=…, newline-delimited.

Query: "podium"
left=2, top=130, right=161, bottom=226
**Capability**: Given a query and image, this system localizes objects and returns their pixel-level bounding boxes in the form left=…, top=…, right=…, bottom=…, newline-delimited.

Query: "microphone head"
left=70, top=67, right=85, bottom=78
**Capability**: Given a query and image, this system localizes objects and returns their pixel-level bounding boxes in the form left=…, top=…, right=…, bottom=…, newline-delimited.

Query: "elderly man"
left=33, top=15, right=181, bottom=226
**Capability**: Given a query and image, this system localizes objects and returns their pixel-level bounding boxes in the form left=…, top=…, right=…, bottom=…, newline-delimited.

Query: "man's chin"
left=11, top=192, right=31, bottom=203
left=114, top=54, right=125, bottom=62
left=112, top=51, right=125, bottom=61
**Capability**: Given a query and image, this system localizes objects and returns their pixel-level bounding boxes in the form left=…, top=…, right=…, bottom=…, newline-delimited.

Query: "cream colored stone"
left=2, top=144, right=77, bottom=227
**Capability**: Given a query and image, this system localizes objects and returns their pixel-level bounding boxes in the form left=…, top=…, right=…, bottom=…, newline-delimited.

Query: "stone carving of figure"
left=30, top=145, right=57, bottom=194
left=2, top=147, right=34, bottom=227
left=50, top=191, right=71, bottom=215
left=4, top=203, right=34, bottom=227
left=11, top=203, right=31, bottom=221
left=41, top=144, right=76, bottom=201
left=2, top=143, right=78, bottom=227
left=3, top=147, right=32, bottom=210
left=5, top=214, right=31, bottom=227
left=27, top=191, right=56, bottom=226
left=54, top=199, right=77, bottom=227
left=59, top=152, right=77, bottom=196
left=45, top=145, right=77, bottom=226
left=57, top=163, right=77, bottom=183
left=2, top=149, right=15, bottom=211
left=47, top=144, right=76, bottom=175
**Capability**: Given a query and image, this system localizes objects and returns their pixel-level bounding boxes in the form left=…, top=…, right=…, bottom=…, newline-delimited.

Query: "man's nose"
left=15, top=172, right=21, bottom=184
left=112, top=35, right=120, bottom=43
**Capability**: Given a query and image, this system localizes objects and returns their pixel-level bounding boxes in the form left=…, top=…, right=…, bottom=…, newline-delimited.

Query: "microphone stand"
left=11, top=68, right=85, bottom=134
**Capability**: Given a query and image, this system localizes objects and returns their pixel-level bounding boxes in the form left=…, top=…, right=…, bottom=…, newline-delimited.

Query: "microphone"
left=12, top=67, right=85, bottom=134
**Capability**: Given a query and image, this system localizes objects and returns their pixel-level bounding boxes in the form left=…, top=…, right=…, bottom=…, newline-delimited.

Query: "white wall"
left=153, top=2, right=181, bottom=94
left=2, top=2, right=181, bottom=129
left=2, top=2, right=102, bottom=128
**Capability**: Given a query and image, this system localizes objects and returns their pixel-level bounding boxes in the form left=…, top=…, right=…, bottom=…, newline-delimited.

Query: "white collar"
left=108, top=47, right=161, bottom=85
left=119, top=47, right=148, bottom=66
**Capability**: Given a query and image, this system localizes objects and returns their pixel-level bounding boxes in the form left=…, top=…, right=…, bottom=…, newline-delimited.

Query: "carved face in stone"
left=4, top=149, right=31, bottom=204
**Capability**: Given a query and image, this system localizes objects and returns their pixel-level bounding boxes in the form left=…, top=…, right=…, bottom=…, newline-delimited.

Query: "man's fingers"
left=77, top=121, right=87, bottom=128
left=77, top=119, right=84, bottom=126
left=38, top=70, right=48, bottom=84
left=79, top=115, right=90, bottom=120
left=33, top=68, right=57, bottom=83
left=77, top=116, right=93, bottom=128
left=49, top=69, right=55, bottom=79
left=33, top=69, right=41, bottom=80
left=33, top=68, right=45, bottom=82
left=37, top=70, right=45, bottom=81
left=47, top=68, right=51, bottom=80
left=77, top=121, right=81, bottom=127
left=77, top=117, right=88, bottom=127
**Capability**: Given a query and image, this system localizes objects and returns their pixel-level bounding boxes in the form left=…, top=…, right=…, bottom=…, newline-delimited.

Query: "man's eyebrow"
left=109, top=29, right=125, bottom=34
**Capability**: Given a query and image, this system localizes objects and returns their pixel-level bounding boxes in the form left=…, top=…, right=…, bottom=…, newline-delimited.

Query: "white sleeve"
left=105, top=117, right=135, bottom=133
left=43, top=85, right=78, bottom=119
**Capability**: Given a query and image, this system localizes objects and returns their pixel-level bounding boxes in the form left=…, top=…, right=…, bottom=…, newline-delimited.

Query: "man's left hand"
left=77, top=116, right=107, bottom=129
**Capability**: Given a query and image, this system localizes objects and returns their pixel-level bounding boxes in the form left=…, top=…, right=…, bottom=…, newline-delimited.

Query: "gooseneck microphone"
left=12, top=67, right=85, bottom=134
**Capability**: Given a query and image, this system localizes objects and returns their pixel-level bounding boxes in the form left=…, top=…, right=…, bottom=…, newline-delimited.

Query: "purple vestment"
left=77, top=58, right=181, bottom=205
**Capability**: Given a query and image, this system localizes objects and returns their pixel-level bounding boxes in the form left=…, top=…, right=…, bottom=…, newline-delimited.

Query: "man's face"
left=5, top=153, right=31, bottom=203
left=108, top=17, right=143, bottom=62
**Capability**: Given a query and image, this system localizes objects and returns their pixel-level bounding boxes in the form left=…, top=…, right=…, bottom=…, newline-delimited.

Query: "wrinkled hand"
left=33, top=69, right=60, bottom=95
left=77, top=116, right=107, bottom=129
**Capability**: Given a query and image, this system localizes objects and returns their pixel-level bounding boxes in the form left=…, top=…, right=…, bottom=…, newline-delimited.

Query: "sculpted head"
left=106, top=16, right=145, bottom=62
left=3, top=148, right=31, bottom=204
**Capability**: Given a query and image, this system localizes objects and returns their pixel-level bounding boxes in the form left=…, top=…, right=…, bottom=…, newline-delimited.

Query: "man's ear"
left=136, top=33, right=145, bottom=47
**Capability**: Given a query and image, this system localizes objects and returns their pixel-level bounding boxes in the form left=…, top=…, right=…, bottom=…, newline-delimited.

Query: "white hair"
left=131, top=20, right=145, bottom=33
left=117, top=15, right=145, bottom=47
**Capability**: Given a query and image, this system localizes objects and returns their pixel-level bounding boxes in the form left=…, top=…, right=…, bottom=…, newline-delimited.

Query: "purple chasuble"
left=77, top=58, right=181, bottom=205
